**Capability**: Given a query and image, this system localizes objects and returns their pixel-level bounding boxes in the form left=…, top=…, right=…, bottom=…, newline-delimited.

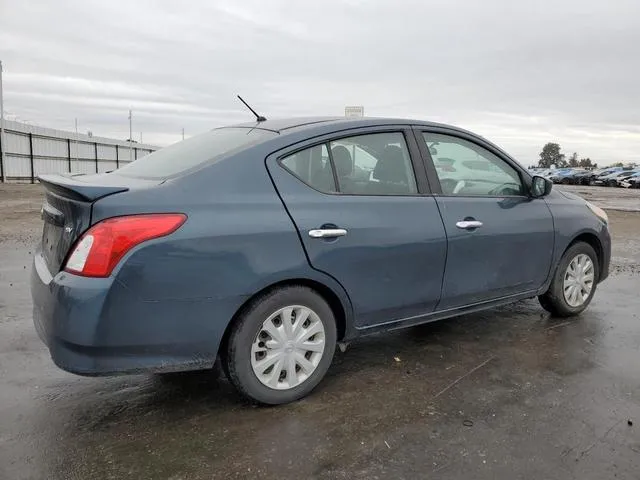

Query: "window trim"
left=412, top=126, right=533, bottom=198
left=325, top=143, right=341, bottom=192
left=274, top=126, right=431, bottom=197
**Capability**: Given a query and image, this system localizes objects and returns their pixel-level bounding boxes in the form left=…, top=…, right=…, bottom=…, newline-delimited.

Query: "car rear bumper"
left=31, top=252, right=245, bottom=376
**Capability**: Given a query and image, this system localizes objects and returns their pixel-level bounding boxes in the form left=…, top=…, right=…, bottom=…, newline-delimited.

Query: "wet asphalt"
left=1, top=185, right=640, bottom=479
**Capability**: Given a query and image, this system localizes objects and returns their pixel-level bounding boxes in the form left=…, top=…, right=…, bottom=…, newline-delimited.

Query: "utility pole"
left=128, top=109, right=133, bottom=161
left=0, top=60, right=6, bottom=183
left=182, top=127, right=184, bottom=141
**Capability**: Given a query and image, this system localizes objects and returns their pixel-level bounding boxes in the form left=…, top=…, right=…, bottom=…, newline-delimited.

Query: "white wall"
left=0, top=120, right=159, bottom=182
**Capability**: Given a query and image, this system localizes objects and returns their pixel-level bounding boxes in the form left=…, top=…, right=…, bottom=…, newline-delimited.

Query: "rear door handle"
left=456, top=220, right=483, bottom=230
left=308, top=228, right=348, bottom=239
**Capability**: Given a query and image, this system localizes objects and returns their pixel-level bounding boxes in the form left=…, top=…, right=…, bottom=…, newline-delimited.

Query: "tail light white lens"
left=64, top=214, right=187, bottom=277
left=65, top=234, right=95, bottom=272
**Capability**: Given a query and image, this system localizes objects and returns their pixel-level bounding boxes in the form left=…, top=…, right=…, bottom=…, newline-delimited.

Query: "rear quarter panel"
left=89, top=145, right=354, bottom=354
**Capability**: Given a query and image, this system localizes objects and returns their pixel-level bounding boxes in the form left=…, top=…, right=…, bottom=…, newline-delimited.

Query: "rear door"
left=415, top=128, right=554, bottom=309
left=266, top=126, right=448, bottom=328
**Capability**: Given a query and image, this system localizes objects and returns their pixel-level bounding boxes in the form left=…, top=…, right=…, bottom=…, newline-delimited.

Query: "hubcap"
left=563, top=254, right=595, bottom=307
left=251, top=306, right=326, bottom=390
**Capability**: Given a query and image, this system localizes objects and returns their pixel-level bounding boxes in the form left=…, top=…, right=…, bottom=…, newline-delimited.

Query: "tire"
left=223, top=286, right=337, bottom=405
left=539, top=242, right=599, bottom=317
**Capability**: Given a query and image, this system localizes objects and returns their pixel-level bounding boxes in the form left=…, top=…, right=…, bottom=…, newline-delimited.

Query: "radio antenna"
left=237, top=95, right=267, bottom=122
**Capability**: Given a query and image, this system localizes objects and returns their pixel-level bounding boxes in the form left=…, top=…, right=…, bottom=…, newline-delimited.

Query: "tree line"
left=537, top=143, right=597, bottom=169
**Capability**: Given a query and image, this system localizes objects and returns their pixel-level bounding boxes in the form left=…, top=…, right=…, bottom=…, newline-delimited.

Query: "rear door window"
left=329, top=132, right=417, bottom=195
left=280, top=132, right=418, bottom=195
left=281, top=144, right=335, bottom=193
left=117, top=127, right=276, bottom=179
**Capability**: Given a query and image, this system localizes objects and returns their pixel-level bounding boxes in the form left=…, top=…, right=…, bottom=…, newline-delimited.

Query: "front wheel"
left=223, top=286, right=337, bottom=404
left=539, top=242, right=599, bottom=317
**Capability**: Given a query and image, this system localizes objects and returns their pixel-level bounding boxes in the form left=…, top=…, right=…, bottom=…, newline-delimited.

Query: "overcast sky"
left=1, top=0, right=638, bottom=164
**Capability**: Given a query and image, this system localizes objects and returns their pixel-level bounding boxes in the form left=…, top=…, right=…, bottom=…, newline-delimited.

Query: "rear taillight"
left=64, top=214, right=186, bottom=277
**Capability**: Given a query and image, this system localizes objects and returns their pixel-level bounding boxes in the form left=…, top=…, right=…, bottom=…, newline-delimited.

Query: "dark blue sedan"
left=31, top=117, right=611, bottom=404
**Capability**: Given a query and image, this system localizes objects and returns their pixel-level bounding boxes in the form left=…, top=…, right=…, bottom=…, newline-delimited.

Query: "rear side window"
left=281, top=144, right=335, bottom=193
left=280, top=132, right=418, bottom=195
left=117, top=127, right=276, bottom=179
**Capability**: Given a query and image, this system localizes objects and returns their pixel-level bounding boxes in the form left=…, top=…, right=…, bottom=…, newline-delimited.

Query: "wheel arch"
left=566, top=231, right=604, bottom=277
left=220, top=278, right=351, bottom=357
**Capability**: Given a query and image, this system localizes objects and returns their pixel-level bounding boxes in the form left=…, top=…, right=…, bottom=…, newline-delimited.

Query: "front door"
left=417, top=129, right=554, bottom=310
left=267, top=128, right=448, bottom=328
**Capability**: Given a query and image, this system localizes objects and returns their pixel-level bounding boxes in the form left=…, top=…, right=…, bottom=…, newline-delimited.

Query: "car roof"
left=221, top=116, right=522, bottom=169
left=228, top=116, right=463, bottom=134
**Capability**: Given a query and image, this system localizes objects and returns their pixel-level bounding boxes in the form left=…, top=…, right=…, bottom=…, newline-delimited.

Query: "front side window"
left=423, top=133, right=524, bottom=196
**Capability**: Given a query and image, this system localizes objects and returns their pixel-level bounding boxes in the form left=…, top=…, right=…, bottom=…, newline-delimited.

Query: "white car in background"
left=620, top=171, right=640, bottom=188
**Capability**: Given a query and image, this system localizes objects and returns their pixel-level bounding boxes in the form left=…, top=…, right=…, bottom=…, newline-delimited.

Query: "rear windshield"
left=116, top=127, right=277, bottom=179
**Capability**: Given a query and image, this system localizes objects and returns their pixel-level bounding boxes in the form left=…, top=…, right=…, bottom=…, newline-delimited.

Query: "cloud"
left=1, top=0, right=638, bottom=163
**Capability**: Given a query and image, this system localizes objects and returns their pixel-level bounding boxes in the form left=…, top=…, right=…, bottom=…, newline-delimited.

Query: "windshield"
left=116, top=127, right=277, bottom=179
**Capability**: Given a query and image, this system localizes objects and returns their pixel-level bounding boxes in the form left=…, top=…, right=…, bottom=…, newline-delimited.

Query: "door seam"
left=431, top=196, right=449, bottom=312
left=263, top=156, right=355, bottom=308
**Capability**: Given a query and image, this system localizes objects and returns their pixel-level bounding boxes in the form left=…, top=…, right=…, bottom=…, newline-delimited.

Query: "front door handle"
left=308, top=228, right=348, bottom=239
left=456, top=220, right=483, bottom=230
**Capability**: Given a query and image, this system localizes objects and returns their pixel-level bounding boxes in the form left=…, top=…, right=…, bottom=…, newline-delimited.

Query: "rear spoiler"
left=38, top=174, right=129, bottom=202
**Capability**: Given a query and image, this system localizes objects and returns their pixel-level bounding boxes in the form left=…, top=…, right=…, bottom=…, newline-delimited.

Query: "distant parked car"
left=589, top=167, right=624, bottom=185
left=549, top=168, right=579, bottom=184
left=593, top=169, right=638, bottom=187
left=617, top=171, right=640, bottom=187
left=575, top=170, right=602, bottom=185
left=31, top=117, right=611, bottom=404
left=558, top=169, right=589, bottom=185
left=621, top=176, right=640, bottom=189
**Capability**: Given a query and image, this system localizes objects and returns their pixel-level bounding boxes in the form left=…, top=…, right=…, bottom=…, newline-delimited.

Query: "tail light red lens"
left=64, top=214, right=187, bottom=277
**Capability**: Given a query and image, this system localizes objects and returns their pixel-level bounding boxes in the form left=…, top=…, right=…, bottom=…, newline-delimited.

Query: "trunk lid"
left=38, top=173, right=159, bottom=274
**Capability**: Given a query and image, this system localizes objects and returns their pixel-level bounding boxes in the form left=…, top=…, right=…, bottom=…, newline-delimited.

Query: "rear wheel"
left=223, top=286, right=337, bottom=404
left=539, top=242, right=599, bottom=317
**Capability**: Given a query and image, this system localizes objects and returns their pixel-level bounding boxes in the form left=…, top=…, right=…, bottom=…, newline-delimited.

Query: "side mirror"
left=531, top=175, right=552, bottom=198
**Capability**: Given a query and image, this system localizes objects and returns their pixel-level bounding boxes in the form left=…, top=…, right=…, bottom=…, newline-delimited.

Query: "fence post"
left=94, top=142, right=98, bottom=173
left=0, top=127, right=4, bottom=182
left=115, top=144, right=119, bottom=169
left=28, top=132, right=35, bottom=184
left=134, top=147, right=137, bottom=160
left=67, top=138, right=71, bottom=172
